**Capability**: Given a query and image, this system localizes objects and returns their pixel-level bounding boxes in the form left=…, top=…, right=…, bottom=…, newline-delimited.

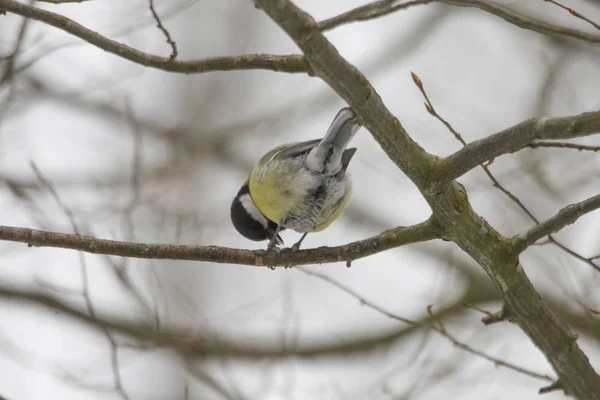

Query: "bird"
left=230, top=107, right=360, bottom=251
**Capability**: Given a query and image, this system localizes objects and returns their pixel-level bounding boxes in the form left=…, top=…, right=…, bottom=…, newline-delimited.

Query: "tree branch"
left=0, top=219, right=439, bottom=267
left=148, top=0, right=178, bottom=61
left=318, top=0, right=600, bottom=44
left=251, top=0, right=600, bottom=397
left=318, top=0, right=434, bottom=32
left=441, top=0, right=600, bottom=44
left=0, top=0, right=308, bottom=75
left=35, top=0, right=90, bottom=3
left=438, top=111, right=600, bottom=181
left=544, top=0, right=600, bottom=31
left=0, top=260, right=494, bottom=359
left=515, top=194, right=600, bottom=251
left=4, top=270, right=600, bottom=359
left=529, top=141, right=600, bottom=152
left=301, top=269, right=553, bottom=382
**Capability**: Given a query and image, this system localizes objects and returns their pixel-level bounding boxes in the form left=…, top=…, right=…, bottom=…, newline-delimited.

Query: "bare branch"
left=0, top=0, right=32, bottom=85
left=318, top=0, right=434, bottom=32
left=412, top=72, right=600, bottom=279
left=515, top=194, right=600, bottom=251
left=442, top=0, right=600, bottom=44
left=544, top=0, right=600, bottom=31
left=36, top=0, right=91, bottom=3
left=318, top=0, right=600, bottom=44
left=252, top=1, right=600, bottom=394
left=529, top=141, right=600, bottom=152
left=301, top=269, right=553, bottom=382
left=437, top=111, right=600, bottom=181
left=0, top=218, right=439, bottom=267
left=411, top=71, right=466, bottom=146
left=410, top=74, right=600, bottom=266
left=0, top=0, right=308, bottom=75
left=539, top=379, right=567, bottom=395
left=148, top=0, right=178, bottom=61
left=30, top=165, right=131, bottom=400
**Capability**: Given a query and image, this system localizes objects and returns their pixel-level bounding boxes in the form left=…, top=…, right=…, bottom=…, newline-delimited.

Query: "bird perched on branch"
left=230, top=107, right=361, bottom=251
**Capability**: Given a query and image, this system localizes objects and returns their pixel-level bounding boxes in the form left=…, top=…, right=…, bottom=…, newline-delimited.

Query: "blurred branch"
left=301, top=269, right=552, bottom=382
left=515, top=194, right=600, bottom=251
left=3, top=270, right=599, bottom=359
left=318, top=0, right=600, bottom=44
left=0, top=0, right=32, bottom=85
left=36, top=0, right=91, bottom=3
left=0, top=279, right=486, bottom=358
left=148, top=0, right=178, bottom=61
left=540, top=379, right=567, bottom=395
left=0, top=218, right=440, bottom=267
left=443, top=0, right=600, bottom=43
left=438, top=111, right=600, bottom=181
left=31, top=164, right=131, bottom=400
left=0, top=0, right=309, bottom=74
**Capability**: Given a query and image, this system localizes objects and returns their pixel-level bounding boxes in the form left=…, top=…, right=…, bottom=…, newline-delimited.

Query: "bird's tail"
left=306, top=108, right=360, bottom=175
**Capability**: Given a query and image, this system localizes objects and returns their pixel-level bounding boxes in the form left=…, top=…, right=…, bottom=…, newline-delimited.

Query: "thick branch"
left=254, top=0, right=436, bottom=183
left=0, top=0, right=308, bottom=74
left=438, top=111, right=600, bottom=181
left=515, top=194, right=600, bottom=251
left=0, top=219, right=439, bottom=267
left=252, top=0, right=600, bottom=397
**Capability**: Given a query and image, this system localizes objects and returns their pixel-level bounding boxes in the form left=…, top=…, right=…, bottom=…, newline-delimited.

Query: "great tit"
left=230, top=108, right=360, bottom=250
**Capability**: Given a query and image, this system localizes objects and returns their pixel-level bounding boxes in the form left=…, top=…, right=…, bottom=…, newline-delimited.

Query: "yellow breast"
left=248, top=153, right=304, bottom=224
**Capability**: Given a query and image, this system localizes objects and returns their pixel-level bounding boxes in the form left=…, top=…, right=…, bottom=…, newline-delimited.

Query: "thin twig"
left=31, top=164, right=131, bottom=400
left=317, top=0, right=600, bottom=43
left=529, top=141, right=600, bottom=152
left=300, top=269, right=553, bottom=382
left=410, top=72, right=600, bottom=276
left=411, top=72, right=466, bottom=146
left=36, top=0, right=91, bottom=3
left=318, top=0, right=433, bottom=31
left=461, top=301, right=495, bottom=319
left=539, top=379, right=567, bottom=395
left=0, top=0, right=33, bottom=85
left=148, top=0, right=178, bottom=61
left=0, top=0, right=308, bottom=75
left=544, top=0, right=600, bottom=30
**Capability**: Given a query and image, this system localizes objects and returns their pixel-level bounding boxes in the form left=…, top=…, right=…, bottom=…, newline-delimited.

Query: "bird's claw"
left=267, top=244, right=281, bottom=254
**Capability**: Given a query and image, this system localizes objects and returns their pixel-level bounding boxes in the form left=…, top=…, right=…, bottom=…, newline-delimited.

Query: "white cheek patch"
left=240, top=193, right=269, bottom=228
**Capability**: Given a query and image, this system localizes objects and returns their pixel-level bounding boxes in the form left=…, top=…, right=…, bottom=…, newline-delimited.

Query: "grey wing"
left=277, top=139, right=321, bottom=159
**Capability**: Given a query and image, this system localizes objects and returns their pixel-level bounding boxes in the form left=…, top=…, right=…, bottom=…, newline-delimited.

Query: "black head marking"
left=230, top=184, right=284, bottom=244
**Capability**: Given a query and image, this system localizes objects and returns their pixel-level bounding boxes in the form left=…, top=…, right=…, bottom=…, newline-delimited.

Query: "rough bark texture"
left=252, top=0, right=600, bottom=397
